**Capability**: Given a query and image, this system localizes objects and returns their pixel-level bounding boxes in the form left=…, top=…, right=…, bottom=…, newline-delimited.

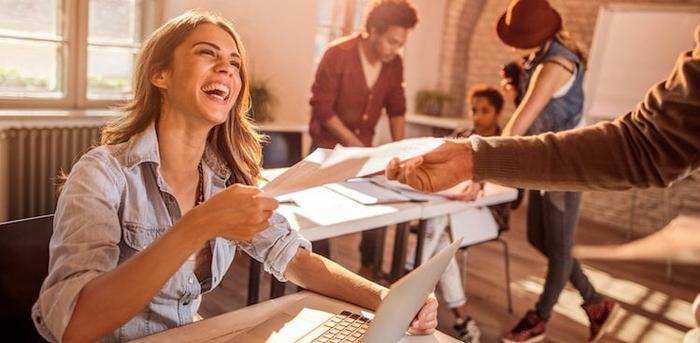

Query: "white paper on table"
left=367, top=176, right=444, bottom=202
left=290, top=186, right=396, bottom=225
left=325, top=179, right=413, bottom=205
left=261, top=138, right=445, bottom=198
left=320, top=137, right=444, bottom=177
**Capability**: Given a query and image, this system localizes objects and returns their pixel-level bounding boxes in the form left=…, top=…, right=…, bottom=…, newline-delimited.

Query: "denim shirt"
left=31, top=123, right=311, bottom=342
left=520, top=38, right=585, bottom=135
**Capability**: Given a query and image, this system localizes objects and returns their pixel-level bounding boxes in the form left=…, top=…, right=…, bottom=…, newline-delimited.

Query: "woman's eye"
left=199, top=49, right=216, bottom=57
left=230, top=61, right=241, bottom=68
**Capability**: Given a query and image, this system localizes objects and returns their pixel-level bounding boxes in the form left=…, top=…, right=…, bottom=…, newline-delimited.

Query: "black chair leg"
left=247, top=259, right=262, bottom=305
left=270, top=279, right=286, bottom=299
left=414, top=220, right=428, bottom=267
left=498, top=238, right=513, bottom=313
left=371, top=227, right=387, bottom=279
left=390, top=222, right=410, bottom=281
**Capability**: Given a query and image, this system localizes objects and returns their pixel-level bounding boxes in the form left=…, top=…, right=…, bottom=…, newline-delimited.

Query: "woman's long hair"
left=101, top=10, right=262, bottom=185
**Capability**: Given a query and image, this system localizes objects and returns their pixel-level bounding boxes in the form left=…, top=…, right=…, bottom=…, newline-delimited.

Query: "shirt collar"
left=124, top=122, right=232, bottom=181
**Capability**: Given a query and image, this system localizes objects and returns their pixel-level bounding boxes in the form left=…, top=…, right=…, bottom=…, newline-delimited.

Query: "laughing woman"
left=31, top=11, right=437, bottom=343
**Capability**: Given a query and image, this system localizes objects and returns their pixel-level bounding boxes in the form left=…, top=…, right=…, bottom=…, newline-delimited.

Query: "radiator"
left=5, top=126, right=102, bottom=220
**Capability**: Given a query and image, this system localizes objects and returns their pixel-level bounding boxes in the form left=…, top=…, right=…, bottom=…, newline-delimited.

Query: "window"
left=0, top=0, right=155, bottom=108
left=314, top=0, right=368, bottom=63
left=0, top=1, right=65, bottom=99
left=87, top=0, right=142, bottom=100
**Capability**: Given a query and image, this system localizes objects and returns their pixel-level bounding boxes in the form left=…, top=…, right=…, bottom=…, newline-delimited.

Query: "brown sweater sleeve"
left=471, top=28, right=700, bottom=191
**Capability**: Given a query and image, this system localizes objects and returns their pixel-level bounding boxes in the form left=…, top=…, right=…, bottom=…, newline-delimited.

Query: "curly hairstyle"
left=364, top=0, right=419, bottom=34
left=469, top=84, right=505, bottom=114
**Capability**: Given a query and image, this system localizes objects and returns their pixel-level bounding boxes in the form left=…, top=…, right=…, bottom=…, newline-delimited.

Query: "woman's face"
left=471, top=96, right=499, bottom=132
left=153, top=23, right=242, bottom=126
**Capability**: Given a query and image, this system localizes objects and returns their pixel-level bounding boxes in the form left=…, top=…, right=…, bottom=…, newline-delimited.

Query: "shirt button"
left=354, top=129, right=360, bottom=135
left=362, top=114, right=369, bottom=121
left=188, top=277, right=194, bottom=284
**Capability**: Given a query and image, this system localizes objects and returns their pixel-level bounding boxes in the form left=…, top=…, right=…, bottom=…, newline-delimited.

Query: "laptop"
left=228, top=237, right=464, bottom=343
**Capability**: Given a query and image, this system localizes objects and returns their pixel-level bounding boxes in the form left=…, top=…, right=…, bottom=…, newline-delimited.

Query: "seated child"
left=406, top=85, right=509, bottom=343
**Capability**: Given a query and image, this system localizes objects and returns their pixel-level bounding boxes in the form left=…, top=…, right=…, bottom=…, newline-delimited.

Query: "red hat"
left=496, top=0, right=562, bottom=49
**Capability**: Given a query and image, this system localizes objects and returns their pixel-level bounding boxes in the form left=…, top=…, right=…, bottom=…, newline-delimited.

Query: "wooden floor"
left=200, top=204, right=700, bottom=342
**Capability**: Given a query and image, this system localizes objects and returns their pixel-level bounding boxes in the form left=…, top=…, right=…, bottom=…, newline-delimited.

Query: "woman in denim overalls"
left=496, top=1, right=619, bottom=342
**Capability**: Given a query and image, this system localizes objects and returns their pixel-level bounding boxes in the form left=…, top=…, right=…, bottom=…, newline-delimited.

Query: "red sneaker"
left=502, top=310, right=547, bottom=343
left=582, top=299, right=619, bottom=342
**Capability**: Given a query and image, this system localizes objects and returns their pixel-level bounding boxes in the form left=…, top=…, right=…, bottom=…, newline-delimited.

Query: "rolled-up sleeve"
left=237, top=212, right=311, bottom=282
left=32, top=150, right=124, bottom=342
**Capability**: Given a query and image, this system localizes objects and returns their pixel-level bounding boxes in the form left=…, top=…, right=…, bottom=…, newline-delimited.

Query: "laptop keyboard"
left=311, top=310, right=371, bottom=343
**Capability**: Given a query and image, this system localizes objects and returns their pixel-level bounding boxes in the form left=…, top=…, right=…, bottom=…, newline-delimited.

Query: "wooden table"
left=134, top=291, right=459, bottom=343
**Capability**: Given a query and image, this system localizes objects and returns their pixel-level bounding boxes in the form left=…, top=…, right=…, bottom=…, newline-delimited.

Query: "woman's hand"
left=408, top=293, right=439, bottom=335
left=447, top=181, right=483, bottom=201
left=385, top=140, right=474, bottom=193
left=500, top=78, right=518, bottom=104
left=183, top=184, right=278, bottom=242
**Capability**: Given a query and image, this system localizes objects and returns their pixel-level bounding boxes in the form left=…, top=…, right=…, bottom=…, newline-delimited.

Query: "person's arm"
left=387, top=31, right=700, bottom=192
left=310, top=46, right=365, bottom=147
left=502, top=58, right=574, bottom=137
left=389, top=115, right=405, bottom=141
left=285, top=248, right=438, bottom=335
left=386, top=58, right=407, bottom=142
left=238, top=212, right=438, bottom=335
left=323, top=115, right=366, bottom=147
left=472, top=41, right=700, bottom=191
left=63, top=188, right=274, bottom=343
left=285, top=248, right=385, bottom=312
left=62, top=220, right=206, bottom=343
left=33, top=152, right=277, bottom=343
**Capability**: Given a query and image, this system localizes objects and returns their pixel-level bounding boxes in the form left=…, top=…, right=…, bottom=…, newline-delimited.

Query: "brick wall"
left=579, top=174, right=700, bottom=236
left=439, top=0, right=700, bottom=232
left=437, top=0, right=486, bottom=117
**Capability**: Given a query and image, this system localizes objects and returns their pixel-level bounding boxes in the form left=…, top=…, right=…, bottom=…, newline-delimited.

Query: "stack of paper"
left=325, top=179, right=413, bottom=205
left=261, top=137, right=444, bottom=198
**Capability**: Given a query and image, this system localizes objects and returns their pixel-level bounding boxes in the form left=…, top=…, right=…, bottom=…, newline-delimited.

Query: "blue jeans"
left=527, top=190, right=601, bottom=319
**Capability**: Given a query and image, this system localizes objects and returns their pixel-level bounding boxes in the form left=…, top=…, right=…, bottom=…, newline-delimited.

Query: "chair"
left=0, top=214, right=54, bottom=342
left=411, top=207, right=514, bottom=314
left=457, top=235, right=513, bottom=314
left=261, top=130, right=304, bottom=169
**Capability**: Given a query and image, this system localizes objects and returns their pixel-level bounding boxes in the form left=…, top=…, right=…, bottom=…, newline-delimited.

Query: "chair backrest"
left=261, top=131, right=303, bottom=168
left=0, top=214, right=53, bottom=342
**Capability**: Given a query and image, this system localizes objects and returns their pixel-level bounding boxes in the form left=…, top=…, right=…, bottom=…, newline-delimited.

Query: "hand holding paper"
left=385, top=139, right=474, bottom=193
left=261, top=137, right=445, bottom=198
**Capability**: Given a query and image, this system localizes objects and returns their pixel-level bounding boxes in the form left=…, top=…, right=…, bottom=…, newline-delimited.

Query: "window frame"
left=0, top=0, right=161, bottom=110
left=313, top=0, right=366, bottom=64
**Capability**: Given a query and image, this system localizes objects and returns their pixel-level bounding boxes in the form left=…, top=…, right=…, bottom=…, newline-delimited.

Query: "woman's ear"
left=151, top=70, right=169, bottom=89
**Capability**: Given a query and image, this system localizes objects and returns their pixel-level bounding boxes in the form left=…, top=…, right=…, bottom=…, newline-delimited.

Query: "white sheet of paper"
left=449, top=208, right=499, bottom=247
left=290, top=186, right=396, bottom=225
left=261, top=148, right=368, bottom=198
left=261, top=138, right=445, bottom=198
left=320, top=137, right=444, bottom=177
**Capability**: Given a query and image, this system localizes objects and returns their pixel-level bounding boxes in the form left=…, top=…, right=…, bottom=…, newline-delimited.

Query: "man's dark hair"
left=469, top=85, right=505, bottom=114
left=364, top=0, right=418, bottom=34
